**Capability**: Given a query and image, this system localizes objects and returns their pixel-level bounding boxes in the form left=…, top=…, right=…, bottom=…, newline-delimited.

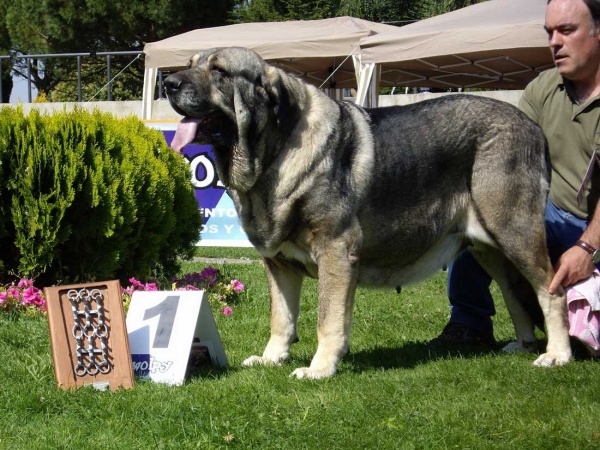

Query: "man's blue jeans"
left=447, top=200, right=589, bottom=334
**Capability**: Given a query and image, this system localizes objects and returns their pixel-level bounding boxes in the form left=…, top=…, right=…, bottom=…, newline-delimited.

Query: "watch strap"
left=575, top=240, right=598, bottom=257
left=575, top=240, right=596, bottom=255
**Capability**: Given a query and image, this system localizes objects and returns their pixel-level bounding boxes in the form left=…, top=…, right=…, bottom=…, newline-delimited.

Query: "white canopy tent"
left=141, top=17, right=399, bottom=118
left=356, top=0, right=553, bottom=102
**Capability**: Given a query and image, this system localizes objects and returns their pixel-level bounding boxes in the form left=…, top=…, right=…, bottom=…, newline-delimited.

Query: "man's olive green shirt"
left=518, top=68, right=600, bottom=220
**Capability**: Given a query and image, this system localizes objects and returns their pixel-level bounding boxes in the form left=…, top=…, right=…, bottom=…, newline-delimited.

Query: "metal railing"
left=0, top=51, right=142, bottom=103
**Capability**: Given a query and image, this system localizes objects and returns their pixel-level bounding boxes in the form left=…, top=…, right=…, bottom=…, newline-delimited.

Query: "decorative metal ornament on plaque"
left=67, top=288, right=111, bottom=377
left=45, top=280, right=134, bottom=391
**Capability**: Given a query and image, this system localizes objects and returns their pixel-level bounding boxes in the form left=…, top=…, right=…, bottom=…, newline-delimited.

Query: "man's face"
left=545, top=0, right=600, bottom=82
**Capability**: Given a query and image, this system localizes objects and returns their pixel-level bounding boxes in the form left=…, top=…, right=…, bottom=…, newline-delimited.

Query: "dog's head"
left=165, top=47, right=300, bottom=191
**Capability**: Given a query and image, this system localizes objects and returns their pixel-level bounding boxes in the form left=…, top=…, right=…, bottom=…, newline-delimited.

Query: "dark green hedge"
left=0, top=106, right=202, bottom=285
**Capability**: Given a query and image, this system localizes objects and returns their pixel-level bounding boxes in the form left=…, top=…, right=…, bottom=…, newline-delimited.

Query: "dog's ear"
left=228, top=63, right=300, bottom=192
left=229, top=74, right=262, bottom=192
left=261, top=66, right=298, bottom=129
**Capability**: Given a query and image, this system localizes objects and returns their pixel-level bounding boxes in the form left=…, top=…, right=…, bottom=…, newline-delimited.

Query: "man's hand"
left=549, top=246, right=595, bottom=294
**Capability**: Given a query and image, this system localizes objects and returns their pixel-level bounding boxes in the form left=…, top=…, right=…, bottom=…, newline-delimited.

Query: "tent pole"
left=141, top=67, right=157, bottom=120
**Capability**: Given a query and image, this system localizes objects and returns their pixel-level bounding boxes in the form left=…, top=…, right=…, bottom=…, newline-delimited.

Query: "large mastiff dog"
left=165, top=47, right=572, bottom=379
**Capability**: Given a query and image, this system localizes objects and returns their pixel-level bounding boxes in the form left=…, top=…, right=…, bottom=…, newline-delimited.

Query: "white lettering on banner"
left=200, top=224, right=245, bottom=235
left=201, top=208, right=238, bottom=218
left=201, top=224, right=220, bottom=234
left=187, top=154, right=225, bottom=189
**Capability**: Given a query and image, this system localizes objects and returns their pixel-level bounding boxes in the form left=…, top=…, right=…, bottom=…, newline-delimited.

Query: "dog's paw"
left=533, top=352, right=571, bottom=367
left=242, top=355, right=283, bottom=367
left=502, top=341, right=537, bottom=353
left=289, top=366, right=336, bottom=380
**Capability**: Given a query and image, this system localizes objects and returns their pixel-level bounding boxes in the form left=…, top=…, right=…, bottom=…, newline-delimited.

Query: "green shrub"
left=0, top=106, right=202, bottom=285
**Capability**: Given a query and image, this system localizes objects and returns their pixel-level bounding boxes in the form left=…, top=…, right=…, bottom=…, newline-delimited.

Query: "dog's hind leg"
left=470, top=246, right=540, bottom=353
left=468, top=136, right=571, bottom=365
left=243, top=258, right=303, bottom=367
left=517, top=260, right=572, bottom=367
left=469, top=230, right=571, bottom=366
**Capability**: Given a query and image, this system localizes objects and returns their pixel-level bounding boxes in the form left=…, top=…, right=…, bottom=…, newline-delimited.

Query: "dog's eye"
left=211, top=67, right=228, bottom=77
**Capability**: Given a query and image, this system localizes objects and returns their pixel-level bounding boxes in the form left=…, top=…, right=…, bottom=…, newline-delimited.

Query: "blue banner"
left=147, top=122, right=251, bottom=247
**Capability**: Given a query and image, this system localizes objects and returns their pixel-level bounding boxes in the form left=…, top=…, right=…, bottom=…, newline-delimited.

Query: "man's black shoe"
left=427, top=322, right=497, bottom=352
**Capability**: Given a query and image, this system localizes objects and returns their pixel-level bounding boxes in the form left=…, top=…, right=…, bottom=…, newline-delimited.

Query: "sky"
left=9, top=74, right=37, bottom=103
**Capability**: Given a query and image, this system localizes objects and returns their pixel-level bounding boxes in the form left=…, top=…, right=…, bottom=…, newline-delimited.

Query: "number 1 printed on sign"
left=142, top=295, right=180, bottom=349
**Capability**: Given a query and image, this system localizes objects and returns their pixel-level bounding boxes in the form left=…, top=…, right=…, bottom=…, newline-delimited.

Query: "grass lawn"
left=1, top=249, right=599, bottom=449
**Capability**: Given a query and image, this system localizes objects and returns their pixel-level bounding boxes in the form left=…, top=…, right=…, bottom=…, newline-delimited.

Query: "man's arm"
left=548, top=207, right=600, bottom=294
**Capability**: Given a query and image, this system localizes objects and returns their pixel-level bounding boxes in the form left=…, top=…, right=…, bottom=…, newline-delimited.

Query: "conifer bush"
left=0, top=106, right=202, bottom=285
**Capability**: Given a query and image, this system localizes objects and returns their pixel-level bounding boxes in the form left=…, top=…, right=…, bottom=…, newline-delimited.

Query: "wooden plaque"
left=45, top=280, right=134, bottom=391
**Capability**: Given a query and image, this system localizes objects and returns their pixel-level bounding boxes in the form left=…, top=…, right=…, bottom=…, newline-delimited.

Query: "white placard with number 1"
left=125, top=291, right=228, bottom=385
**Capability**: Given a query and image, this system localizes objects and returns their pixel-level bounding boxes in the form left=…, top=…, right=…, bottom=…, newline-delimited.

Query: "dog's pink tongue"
left=171, top=117, right=200, bottom=153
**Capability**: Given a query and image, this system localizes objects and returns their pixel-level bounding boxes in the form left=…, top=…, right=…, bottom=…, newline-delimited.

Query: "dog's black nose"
left=164, top=75, right=184, bottom=95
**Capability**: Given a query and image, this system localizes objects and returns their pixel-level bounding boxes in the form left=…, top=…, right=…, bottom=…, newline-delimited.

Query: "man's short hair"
left=548, top=0, right=600, bottom=29
left=584, top=0, right=600, bottom=27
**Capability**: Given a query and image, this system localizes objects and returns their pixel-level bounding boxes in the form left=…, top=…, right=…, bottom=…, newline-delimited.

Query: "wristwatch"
left=575, top=240, right=600, bottom=264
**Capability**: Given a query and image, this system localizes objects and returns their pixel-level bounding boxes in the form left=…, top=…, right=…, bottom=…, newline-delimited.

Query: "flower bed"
left=0, top=279, right=46, bottom=314
left=1, top=267, right=244, bottom=317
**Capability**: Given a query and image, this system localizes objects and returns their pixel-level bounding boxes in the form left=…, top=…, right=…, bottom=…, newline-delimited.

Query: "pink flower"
left=185, top=285, right=200, bottom=291
left=0, top=291, right=7, bottom=306
left=144, top=282, right=158, bottom=291
left=222, top=306, right=233, bottom=316
left=22, top=286, right=42, bottom=305
left=18, top=279, right=33, bottom=289
left=231, top=279, right=245, bottom=293
left=31, top=295, right=46, bottom=311
left=8, top=287, right=20, bottom=300
left=37, top=299, right=47, bottom=312
left=129, top=277, right=143, bottom=289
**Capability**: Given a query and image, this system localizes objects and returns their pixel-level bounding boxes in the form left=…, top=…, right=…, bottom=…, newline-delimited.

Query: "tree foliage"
left=1, top=0, right=235, bottom=101
left=337, top=0, right=425, bottom=24
left=0, top=0, right=11, bottom=103
left=233, top=0, right=340, bottom=22
left=233, top=0, right=488, bottom=26
left=422, top=0, right=487, bottom=18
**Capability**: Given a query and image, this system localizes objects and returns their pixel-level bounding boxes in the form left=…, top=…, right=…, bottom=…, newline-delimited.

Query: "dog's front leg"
left=243, top=258, right=303, bottom=367
left=290, top=239, right=359, bottom=379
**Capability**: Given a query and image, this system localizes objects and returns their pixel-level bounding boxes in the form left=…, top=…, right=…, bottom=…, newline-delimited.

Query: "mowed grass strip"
left=1, top=250, right=599, bottom=449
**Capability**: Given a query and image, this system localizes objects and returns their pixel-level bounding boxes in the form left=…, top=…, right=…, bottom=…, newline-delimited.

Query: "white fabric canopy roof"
left=140, top=2, right=556, bottom=117
left=141, top=16, right=399, bottom=117
left=359, top=0, right=553, bottom=90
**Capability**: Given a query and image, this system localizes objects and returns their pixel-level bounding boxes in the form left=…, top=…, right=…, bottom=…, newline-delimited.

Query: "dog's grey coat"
left=166, top=47, right=572, bottom=379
